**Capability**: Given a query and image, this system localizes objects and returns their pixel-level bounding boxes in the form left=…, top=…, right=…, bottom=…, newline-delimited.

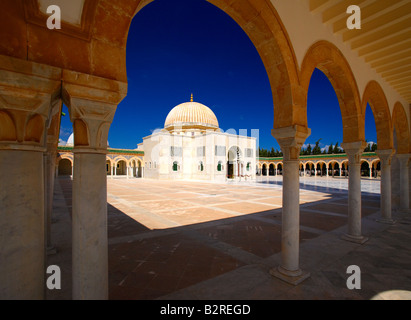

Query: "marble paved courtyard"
left=47, top=176, right=411, bottom=300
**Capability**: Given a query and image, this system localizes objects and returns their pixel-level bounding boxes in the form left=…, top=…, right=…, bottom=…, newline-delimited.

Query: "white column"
left=0, top=57, right=61, bottom=299
left=0, top=149, right=46, bottom=299
left=270, top=126, right=311, bottom=285
left=44, top=143, right=58, bottom=255
left=397, top=154, right=411, bottom=212
left=63, top=70, right=126, bottom=300
left=341, top=141, right=368, bottom=244
left=72, top=151, right=108, bottom=299
left=376, top=150, right=395, bottom=224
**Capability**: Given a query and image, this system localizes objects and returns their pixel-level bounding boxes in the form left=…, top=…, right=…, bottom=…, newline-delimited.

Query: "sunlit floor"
left=47, top=176, right=411, bottom=300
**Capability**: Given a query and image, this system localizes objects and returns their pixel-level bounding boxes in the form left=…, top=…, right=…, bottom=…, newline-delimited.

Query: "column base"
left=341, top=233, right=369, bottom=244
left=269, top=266, right=310, bottom=286
left=376, top=218, right=396, bottom=225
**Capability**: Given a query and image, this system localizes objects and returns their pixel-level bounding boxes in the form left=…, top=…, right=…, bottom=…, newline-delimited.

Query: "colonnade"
left=1, top=0, right=410, bottom=299
left=0, top=56, right=127, bottom=299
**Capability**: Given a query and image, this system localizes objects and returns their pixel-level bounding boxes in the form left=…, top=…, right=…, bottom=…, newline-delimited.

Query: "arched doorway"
left=116, top=160, right=127, bottom=176
left=277, top=163, right=283, bottom=176
left=269, top=163, right=275, bottom=176
left=227, top=146, right=242, bottom=179
left=361, top=161, right=371, bottom=177
left=262, top=164, right=267, bottom=176
left=106, top=160, right=112, bottom=176
left=58, top=159, right=72, bottom=176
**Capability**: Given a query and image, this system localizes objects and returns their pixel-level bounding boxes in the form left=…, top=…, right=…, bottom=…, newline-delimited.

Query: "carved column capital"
left=62, top=70, right=127, bottom=154
left=0, top=55, right=61, bottom=151
left=376, top=149, right=395, bottom=166
left=272, top=125, right=311, bottom=161
left=341, top=141, right=367, bottom=164
left=396, top=153, right=411, bottom=167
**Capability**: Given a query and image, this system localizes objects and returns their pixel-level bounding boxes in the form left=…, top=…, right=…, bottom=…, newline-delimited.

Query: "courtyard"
left=47, top=176, right=411, bottom=300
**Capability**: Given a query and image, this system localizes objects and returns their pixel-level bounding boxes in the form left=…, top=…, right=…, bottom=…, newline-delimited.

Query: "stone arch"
left=113, top=156, right=128, bottom=166
left=208, top=0, right=301, bottom=129
left=370, top=158, right=381, bottom=178
left=57, top=157, right=73, bottom=176
left=25, top=114, right=44, bottom=143
left=300, top=41, right=363, bottom=143
left=0, top=110, right=17, bottom=141
left=361, top=80, right=393, bottom=150
left=57, top=154, right=74, bottom=166
left=262, top=163, right=268, bottom=176
left=360, top=159, right=371, bottom=177
left=106, top=157, right=113, bottom=176
left=276, top=162, right=283, bottom=175
left=392, top=102, right=410, bottom=154
left=73, top=119, right=89, bottom=146
left=106, top=157, right=113, bottom=166
left=5, top=0, right=303, bottom=135
left=115, top=159, right=128, bottom=176
left=316, top=160, right=327, bottom=176
left=269, top=163, right=275, bottom=176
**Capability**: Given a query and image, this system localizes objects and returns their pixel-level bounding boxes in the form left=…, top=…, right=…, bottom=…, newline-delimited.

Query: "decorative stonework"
left=271, top=125, right=311, bottom=161
left=62, top=69, right=127, bottom=153
left=0, top=55, right=61, bottom=151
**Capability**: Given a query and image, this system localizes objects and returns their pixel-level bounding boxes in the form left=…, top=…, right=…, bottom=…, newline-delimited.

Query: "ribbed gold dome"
left=164, top=97, right=219, bottom=131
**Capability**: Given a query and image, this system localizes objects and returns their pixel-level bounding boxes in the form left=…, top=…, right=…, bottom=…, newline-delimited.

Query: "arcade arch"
left=0, top=0, right=410, bottom=299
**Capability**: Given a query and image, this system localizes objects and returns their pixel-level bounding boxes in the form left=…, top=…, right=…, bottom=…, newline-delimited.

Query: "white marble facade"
left=142, top=98, right=257, bottom=181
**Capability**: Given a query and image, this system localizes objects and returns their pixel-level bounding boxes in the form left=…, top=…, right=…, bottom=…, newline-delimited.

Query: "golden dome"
left=164, top=97, right=219, bottom=131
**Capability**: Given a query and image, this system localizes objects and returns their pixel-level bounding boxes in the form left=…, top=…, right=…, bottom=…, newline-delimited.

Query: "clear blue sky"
left=59, top=0, right=377, bottom=151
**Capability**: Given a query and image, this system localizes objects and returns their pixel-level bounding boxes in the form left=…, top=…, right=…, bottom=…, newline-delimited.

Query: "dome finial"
left=190, top=93, right=193, bottom=102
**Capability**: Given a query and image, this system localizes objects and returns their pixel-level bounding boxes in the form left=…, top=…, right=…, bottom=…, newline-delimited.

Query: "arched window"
left=246, top=162, right=251, bottom=171
left=199, top=161, right=204, bottom=171
left=217, top=161, right=222, bottom=172
left=173, top=161, right=178, bottom=172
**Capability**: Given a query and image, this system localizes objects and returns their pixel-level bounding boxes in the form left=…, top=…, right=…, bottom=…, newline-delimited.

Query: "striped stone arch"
left=341, top=159, right=349, bottom=167
left=361, top=80, right=393, bottom=150
left=300, top=41, right=363, bottom=143
left=57, top=153, right=74, bottom=166
left=392, top=102, right=410, bottom=154
left=113, top=156, right=129, bottom=166
left=370, top=158, right=380, bottom=167
left=360, top=159, right=371, bottom=166
left=327, top=160, right=340, bottom=167
left=129, top=156, right=143, bottom=167
left=209, top=0, right=301, bottom=130
left=304, top=160, right=315, bottom=167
